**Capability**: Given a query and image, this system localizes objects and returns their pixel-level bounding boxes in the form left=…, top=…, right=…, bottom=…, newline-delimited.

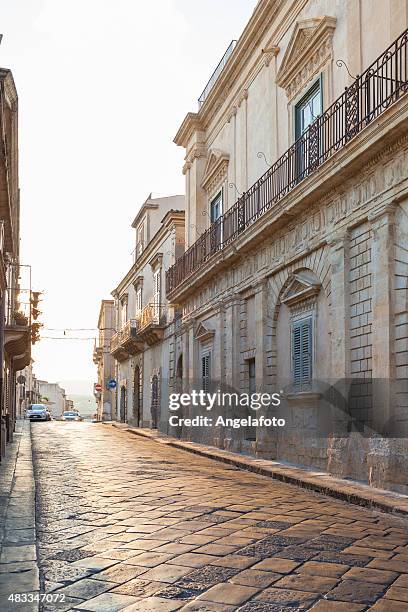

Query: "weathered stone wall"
left=175, top=138, right=408, bottom=493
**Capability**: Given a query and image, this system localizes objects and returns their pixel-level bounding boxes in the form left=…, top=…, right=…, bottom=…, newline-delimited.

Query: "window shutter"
left=300, top=318, right=312, bottom=383
left=292, top=323, right=301, bottom=385
left=202, top=354, right=211, bottom=391
left=154, top=270, right=161, bottom=304
left=292, top=318, right=312, bottom=387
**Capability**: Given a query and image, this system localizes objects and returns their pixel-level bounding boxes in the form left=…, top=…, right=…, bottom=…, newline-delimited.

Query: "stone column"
left=369, top=202, right=397, bottom=434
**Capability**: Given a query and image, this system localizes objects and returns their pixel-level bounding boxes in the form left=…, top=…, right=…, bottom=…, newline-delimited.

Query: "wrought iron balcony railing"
left=110, top=331, right=122, bottom=355
left=198, top=40, right=237, bottom=108
left=167, top=29, right=408, bottom=296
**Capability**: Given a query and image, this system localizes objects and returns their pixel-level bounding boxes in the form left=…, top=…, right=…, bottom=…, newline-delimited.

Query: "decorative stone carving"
left=194, top=321, right=215, bottom=343
left=262, top=46, right=280, bottom=67
left=280, top=273, right=321, bottom=308
left=237, top=88, right=248, bottom=107
left=201, top=149, right=229, bottom=194
left=276, top=16, right=336, bottom=100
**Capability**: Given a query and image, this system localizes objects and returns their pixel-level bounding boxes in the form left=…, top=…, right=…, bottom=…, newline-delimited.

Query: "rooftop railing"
left=198, top=40, right=237, bottom=108
left=167, top=29, right=408, bottom=295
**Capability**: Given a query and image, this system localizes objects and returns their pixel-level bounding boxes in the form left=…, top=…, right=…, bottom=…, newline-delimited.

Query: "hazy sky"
left=0, top=0, right=257, bottom=395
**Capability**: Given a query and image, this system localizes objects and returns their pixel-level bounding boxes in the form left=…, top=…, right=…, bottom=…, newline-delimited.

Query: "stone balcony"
left=4, top=321, right=31, bottom=371
left=93, top=345, right=103, bottom=364
left=120, top=319, right=144, bottom=355
left=110, top=319, right=144, bottom=361
left=110, top=331, right=128, bottom=362
left=138, top=303, right=167, bottom=345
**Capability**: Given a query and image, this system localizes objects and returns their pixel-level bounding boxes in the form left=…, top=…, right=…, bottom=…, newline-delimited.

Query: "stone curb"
left=107, top=422, right=408, bottom=518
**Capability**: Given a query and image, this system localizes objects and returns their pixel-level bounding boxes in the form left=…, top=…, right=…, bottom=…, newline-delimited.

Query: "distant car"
left=62, top=411, right=82, bottom=421
left=27, top=404, right=49, bottom=421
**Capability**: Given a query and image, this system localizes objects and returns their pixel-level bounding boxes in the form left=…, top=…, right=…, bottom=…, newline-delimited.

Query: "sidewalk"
left=108, top=422, right=408, bottom=518
left=0, top=420, right=40, bottom=612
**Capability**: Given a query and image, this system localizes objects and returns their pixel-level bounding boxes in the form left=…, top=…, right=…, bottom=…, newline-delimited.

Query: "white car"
left=62, top=411, right=82, bottom=421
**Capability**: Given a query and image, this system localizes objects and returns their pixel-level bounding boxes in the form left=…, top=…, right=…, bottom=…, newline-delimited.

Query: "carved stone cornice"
left=185, top=143, right=207, bottom=166
left=148, top=252, right=163, bottom=270
left=201, top=149, right=229, bottom=193
left=277, top=16, right=336, bottom=100
left=132, top=275, right=144, bottom=290
left=237, top=88, right=248, bottom=107
left=368, top=201, right=398, bottom=225
left=194, top=321, right=215, bottom=343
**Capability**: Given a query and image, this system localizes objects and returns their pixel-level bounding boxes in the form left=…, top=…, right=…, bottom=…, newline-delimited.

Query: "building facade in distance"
left=166, top=1, right=408, bottom=493
left=93, top=300, right=115, bottom=421
left=110, top=194, right=185, bottom=428
left=38, top=381, right=66, bottom=419
left=0, top=68, right=32, bottom=458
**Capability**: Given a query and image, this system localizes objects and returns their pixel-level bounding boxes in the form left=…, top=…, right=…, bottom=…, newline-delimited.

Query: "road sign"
left=94, top=383, right=102, bottom=392
left=107, top=379, right=117, bottom=389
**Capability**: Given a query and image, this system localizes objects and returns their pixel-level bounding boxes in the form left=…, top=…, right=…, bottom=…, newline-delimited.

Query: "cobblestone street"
left=2, top=422, right=408, bottom=611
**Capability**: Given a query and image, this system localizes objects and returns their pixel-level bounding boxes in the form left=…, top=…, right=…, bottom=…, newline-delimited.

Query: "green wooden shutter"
left=292, top=318, right=312, bottom=387
left=202, top=354, right=211, bottom=391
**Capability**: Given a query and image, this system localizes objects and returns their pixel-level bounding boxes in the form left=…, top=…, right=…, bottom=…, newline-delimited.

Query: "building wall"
left=112, top=200, right=185, bottom=428
left=181, top=0, right=408, bottom=245
left=38, top=382, right=66, bottom=418
left=170, top=0, right=408, bottom=493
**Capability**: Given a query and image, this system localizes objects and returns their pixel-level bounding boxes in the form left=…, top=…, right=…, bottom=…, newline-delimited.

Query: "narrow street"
left=17, top=422, right=408, bottom=611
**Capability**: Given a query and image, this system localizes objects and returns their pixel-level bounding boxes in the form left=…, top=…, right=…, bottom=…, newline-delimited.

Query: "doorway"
left=133, top=366, right=141, bottom=427
left=151, top=374, right=159, bottom=429
left=120, top=385, right=127, bottom=423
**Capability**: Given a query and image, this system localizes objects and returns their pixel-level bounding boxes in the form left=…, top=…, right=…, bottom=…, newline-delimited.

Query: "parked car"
left=27, top=404, right=49, bottom=421
left=62, top=411, right=82, bottom=421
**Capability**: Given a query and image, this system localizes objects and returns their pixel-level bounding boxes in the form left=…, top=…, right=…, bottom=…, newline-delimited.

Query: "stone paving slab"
left=111, top=423, right=408, bottom=517
left=25, top=421, right=408, bottom=611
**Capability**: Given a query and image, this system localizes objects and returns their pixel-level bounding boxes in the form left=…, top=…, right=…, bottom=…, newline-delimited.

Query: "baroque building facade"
left=165, top=0, right=408, bottom=493
left=110, top=194, right=185, bottom=428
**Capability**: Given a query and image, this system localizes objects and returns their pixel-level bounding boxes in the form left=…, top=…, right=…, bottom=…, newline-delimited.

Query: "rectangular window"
left=136, top=224, right=145, bottom=257
left=136, top=287, right=142, bottom=316
left=153, top=269, right=161, bottom=321
left=292, top=317, right=312, bottom=388
left=210, top=191, right=222, bottom=223
left=295, top=80, right=322, bottom=139
left=120, top=299, right=128, bottom=328
left=201, top=353, right=211, bottom=392
left=295, top=79, right=322, bottom=179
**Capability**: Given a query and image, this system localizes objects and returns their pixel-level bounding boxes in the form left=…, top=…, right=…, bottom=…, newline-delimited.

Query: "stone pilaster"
left=369, top=202, right=397, bottom=433
left=223, top=296, right=241, bottom=391
left=328, top=230, right=350, bottom=379
left=253, top=280, right=276, bottom=458
left=254, top=281, right=267, bottom=385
